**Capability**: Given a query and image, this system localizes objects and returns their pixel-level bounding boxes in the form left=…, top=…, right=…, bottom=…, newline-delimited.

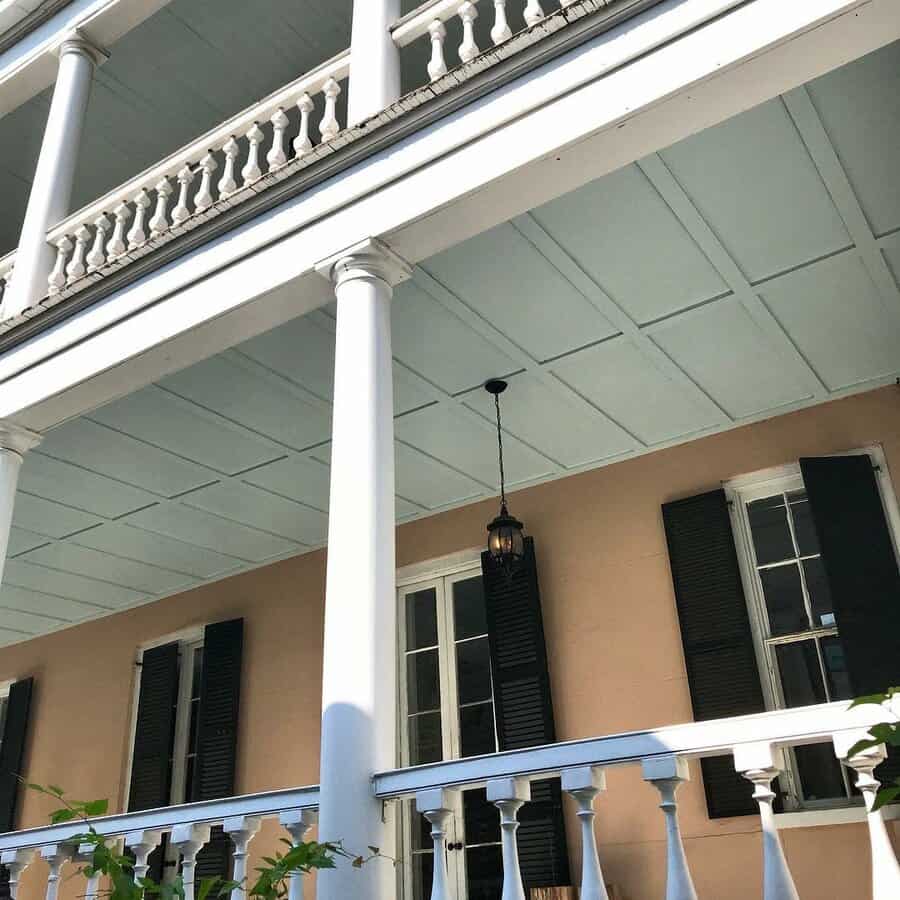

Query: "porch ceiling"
left=2, top=40, right=900, bottom=648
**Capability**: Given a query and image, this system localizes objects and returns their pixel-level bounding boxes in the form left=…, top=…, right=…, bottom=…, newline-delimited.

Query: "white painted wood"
left=642, top=756, right=698, bottom=900
left=347, top=0, right=401, bottom=125
left=148, top=177, right=172, bottom=237
left=416, top=789, right=454, bottom=900
left=458, top=1, right=480, bottom=63
left=487, top=778, right=530, bottom=900
left=491, top=1, right=512, bottom=45
left=242, top=124, right=265, bottom=185
left=293, top=95, right=314, bottom=158
left=171, top=165, right=195, bottom=224
left=194, top=154, right=218, bottom=212
left=47, top=237, right=71, bottom=294
left=523, top=0, right=545, bottom=27
left=39, top=845, right=74, bottom=900
left=223, top=817, right=261, bottom=900
left=733, top=744, right=799, bottom=900
left=85, top=213, right=110, bottom=271
left=171, top=824, right=211, bottom=900
left=314, top=238, right=410, bottom=900
left=561, top=767, right=608, bottom=900
left=0, top=422, right=41, bottom=588
left=127, top=191, right=151, bottom=249
left=319, top=79, right=341, bottom=143
left=279, top=810, right=318, bottom=900
left=106, top=202, right=132, bottom=260
left=0, top=849, right=35, bottom=899
left=427, top=20, right=448, bottom=82
left=123, top=830, right=162, bottom=884
left=267, top=110, right=290, bottom=172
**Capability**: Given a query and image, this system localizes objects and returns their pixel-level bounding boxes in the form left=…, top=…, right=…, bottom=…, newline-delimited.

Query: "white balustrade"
left=42, top=51, right=350, bottom=297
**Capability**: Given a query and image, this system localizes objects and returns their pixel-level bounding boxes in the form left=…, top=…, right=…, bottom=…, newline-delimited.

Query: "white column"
left=0, top=422, right=43, bottom=587
left=314, top=238, right=411, bottom=900
left=561, top=766, right=609, bottom=900
left=5, top=31, right=106, bottom=319
left=347, top=0, right=402, bottom=125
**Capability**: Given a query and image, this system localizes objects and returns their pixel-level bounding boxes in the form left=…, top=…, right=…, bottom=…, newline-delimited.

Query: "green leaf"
left=50, top=808, right=76, bottom=824
left=872, top=785, right=900, bottom=811
left=83, top=799, right=109, bottom=817
left=850, top=692, right=891, bottom=708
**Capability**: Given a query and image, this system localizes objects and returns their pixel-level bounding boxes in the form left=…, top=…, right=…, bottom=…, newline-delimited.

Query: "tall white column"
left=5, top=31, right=105, bottom=319
left=315, top=238, right=410, bottom=900
left=347, top=0, right=402, bottom=125
left=0, top=423, right=42, bottom=587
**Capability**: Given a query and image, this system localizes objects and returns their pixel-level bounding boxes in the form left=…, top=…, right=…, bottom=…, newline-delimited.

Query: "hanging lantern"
left=484, top=379, right=526, bottom=576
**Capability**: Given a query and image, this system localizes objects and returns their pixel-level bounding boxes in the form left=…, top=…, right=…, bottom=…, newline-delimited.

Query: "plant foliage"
left=848, top=687, right=900, bottom=810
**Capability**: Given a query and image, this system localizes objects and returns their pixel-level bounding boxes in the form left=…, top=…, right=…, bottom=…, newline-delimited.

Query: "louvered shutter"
left=192, top=619, right=244, bottom=880
left=482, top=538, right=571, bottom=890
left=0, top=678, right=34, bottom=834
left=662, top=490, right=765, bottom=818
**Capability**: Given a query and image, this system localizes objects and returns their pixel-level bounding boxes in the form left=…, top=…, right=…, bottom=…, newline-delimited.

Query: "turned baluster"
left=172, top=165, right=195, bottom=224
left=491, top=0, right=512, bottom=44
left=642, top=756, right=698, bottom=900
left=78, top=839, right=122, bottom=900
left=172, top=823, right=211, bottom=900
left=48, top=236, right=73, bottom=294
left=242, top=124, right=265, bottom=184
left=124, top=830, right=161, bottom=884
left=86, top=214, right=112, bottom=272
left=416, top=789, right=454, bottom=900
left=562, top=767, right=609, bottom=900
left=219, top=138, right=240, bottom=196
left=149, top=176, right=173, bottom=236
left=293, top=94, right=314, bottom=158
left=458, top=1, right=480, bottom=62
left=128, top=190, right=151, bottom=249
left=106, top=201, right=132, bottom=260
left=40, top=845, right=74, bottom=900
left=66, top=225, right=91, bottom=281
left=224, top=816, right=261, bottom=900
left=194, top=152, right=218, bottom=211
left=319, top=79, right=341, bottom=142
left=0, top=849, right=35, bottom=900
left=735, top=744, right=799, bottom=900
left=834, top=732, right=900, bottom=900
left=488, top=778, right=530, bottom=900
left=523, top=0, right=545, bottom=26
left=267, top=109, right=289, bottom=171
left=427, top=20, right=448, bottom=81
left=280, top=809, right=318, bottom=900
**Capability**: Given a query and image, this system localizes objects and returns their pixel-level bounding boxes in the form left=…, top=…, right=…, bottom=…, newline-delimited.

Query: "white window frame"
left=0, top=679, right=12, bottom=746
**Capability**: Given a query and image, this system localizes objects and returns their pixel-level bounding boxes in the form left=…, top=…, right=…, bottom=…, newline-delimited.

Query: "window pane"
left=465, top=846, right=503, bottom=900
left=787, top=491, right=821, bottom=557
left=795, top=744, right=847, bottom=802
left=407, top=650, right=440, bottom=714
left=460, top=702, right=496, bottom=758
left=775, top=641, right=827, bottom=707
left=412, top=851, right=434, bottom=900
left=463, top=789, right=501, bottom=845
left=454, top=576, right=488, bottom=640
left=410, top=800, right=432, bottom=852
left=457, top=637, right=493, bottom=706
left=748, top=496, right=795, bottom=565
left=408, top=712, right=442, bottom=765
left=760, top=564, right=809, bottom=635
left=802, top=557, right=835, bottom=628
left=406, top=589, right=439, bottom=650
left=821, top=636, right=853, bottom=701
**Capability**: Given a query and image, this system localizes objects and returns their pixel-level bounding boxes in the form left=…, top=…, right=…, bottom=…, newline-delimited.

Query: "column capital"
left=0, top=420, right=42, bottom=456
left=315, top=238, right=412, bottom=289
left=57, top=30, right=109, bottom=67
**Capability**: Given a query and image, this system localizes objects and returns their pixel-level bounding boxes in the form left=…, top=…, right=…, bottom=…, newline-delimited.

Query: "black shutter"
left=482, top=538, right=571, bottom=889
left=0, top=678, right=34, bottom=833
left=662, top=490, right=764, bottom=818
left=192, top=619, right=244, bottom=881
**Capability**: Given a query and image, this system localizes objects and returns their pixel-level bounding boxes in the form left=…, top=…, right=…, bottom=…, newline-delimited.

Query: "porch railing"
left=0, top=786, right=320, bottom=900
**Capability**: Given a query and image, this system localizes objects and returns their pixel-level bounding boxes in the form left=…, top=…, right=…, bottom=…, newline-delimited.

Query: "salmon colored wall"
left=4, top=385, right=900, bottom=899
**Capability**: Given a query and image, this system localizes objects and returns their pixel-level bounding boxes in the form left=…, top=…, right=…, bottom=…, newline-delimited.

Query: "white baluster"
left=106, top=201, right=132, bottom=260
left=293, top=95, right=314, bottom=158
left=491, top=1, right=512, bottom=44
left=267, top=109, right=289, bottom=171
left=487, top=778, right=530, bottom=900
left=319, top=79, right=341, bottom=142
left=562, top=767, right=609, bottom=900
left=0, top=849, right=35, bottom=900
left=48, top=236, right=73, bottom=294
left=523, top=0, right=545, bottom=26
left=86, top=214, right=111, bottom=272
left=427, top=20, right=448, bottom=81
left=642, top=756, right=698, bottom=900
left=458, top=2, right=480, bottom=63
left=149, top=176, right=173, bottom=237
left=172, top=823, right=211, bottom=900
left=218, top=138, right=240, bottom=197
left=124, top=830, right=162, bottom=885
left=66, top=225, right=91, bottom=281
left=77, top=840, right=121, bottom=900
left=416, top=789, right=454, bottom=900
left=224, top=816, right=261, bottom=900
left=40, top=845, right=74, bottom=900
left=172, top=165, right=195, bottom=224
left=834, top=732, right=900, bottom=900
left=242, top=124, right=264, bottom=184
left=194, top=152, right=218, bottom=211
left=128, top=190, right=151, bottom=249
left=735, top=744, right=799, bottom=900
left=280, top=809, right=318, bottom=900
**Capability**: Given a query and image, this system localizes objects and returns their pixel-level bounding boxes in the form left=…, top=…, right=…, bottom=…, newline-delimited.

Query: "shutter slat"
left=0, top=678, right=34, bottom=834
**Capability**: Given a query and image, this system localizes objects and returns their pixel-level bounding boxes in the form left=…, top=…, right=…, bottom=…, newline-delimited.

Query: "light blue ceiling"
left=2, top=39, right=900, bottom=647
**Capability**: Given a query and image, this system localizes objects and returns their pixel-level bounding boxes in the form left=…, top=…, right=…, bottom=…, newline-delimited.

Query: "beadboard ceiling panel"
left=2, top=41, right=900, bottom=647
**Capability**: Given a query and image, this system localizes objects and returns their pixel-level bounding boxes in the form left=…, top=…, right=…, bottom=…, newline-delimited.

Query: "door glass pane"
left=775, top=640, right=827, bottom=707
left=795, top=744, right=847, bottom=802
left=459, top=702, right=496, bottom=758
left=454, top=577, right=488, bottom=640
left=802, top=558, right=835, bottom=627
left=456, top=638, right=493, bottom=706
left=407, top=649, right=441, bottom=714
left=748, top=496, right=795, bottom=564
left=407, top=589, right=439, bottom=650
left=821, top=635, right=853, bottom=701
left=760, top=564, right=809, bottom=635
left=412, top=851, right=434, bottom=900
left=787, top=490, right=820, bottom=557
left=465, top=846, right=504, bottom=900
left=408, top=712, right=442, bottom=765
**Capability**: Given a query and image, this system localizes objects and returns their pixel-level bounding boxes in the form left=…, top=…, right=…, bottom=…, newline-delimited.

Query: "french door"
left=398, top=567, right=505, bottom=900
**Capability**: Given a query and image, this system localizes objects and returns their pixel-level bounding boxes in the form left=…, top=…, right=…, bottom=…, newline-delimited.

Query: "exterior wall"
left=4, top=385, right=900, bottom=898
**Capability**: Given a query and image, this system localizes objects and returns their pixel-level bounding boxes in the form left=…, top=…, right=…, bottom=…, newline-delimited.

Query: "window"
left=0, top=686, right=8, bottom=747
left=398, top=565, right=504, bottom=900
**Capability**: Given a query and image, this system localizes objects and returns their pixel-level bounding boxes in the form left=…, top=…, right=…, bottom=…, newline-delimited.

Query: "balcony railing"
left=1, top=702, right=897, bottom=900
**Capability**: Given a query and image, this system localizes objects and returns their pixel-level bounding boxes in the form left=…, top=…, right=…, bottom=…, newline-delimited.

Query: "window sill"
left=775, top=805, right=900, bottom=829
